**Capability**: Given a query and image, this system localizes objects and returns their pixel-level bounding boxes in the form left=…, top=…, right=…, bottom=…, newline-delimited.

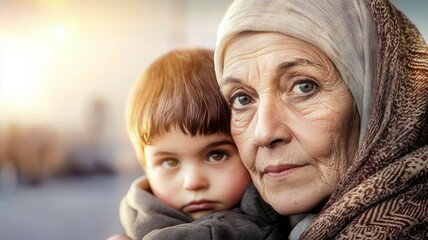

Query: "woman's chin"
left=271, top=202, right=314, bottom=216
left=262, top=187, right=330, bottom=216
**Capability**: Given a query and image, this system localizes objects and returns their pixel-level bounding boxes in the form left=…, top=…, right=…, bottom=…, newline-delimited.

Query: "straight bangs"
left=127, top=48, right=231, bottom=147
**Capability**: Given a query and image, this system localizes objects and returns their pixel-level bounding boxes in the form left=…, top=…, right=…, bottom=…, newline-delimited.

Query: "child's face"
left=143, top=128, right=251, bottom=219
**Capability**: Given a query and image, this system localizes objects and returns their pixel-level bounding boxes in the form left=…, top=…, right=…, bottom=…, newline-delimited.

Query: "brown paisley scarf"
left=301, top=0, right=428, bottom=239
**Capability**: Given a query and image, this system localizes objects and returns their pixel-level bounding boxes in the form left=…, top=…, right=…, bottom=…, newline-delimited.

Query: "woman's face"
left=220, top=32, right=360, bottom=215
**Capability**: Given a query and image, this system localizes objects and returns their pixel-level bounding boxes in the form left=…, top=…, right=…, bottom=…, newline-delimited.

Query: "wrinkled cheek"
left=230, top=113, right=250, bottom=136
left=230, top=113, right=256, bottom=171
left=231, top=113, right=254, bottom=150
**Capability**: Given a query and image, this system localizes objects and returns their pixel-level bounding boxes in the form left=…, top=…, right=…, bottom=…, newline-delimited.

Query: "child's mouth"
left=182, top=200, right=217, bottom=212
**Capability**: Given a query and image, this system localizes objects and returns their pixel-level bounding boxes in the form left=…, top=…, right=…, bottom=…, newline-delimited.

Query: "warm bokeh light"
left=0, top=33, right=48, bottom=119
left=53, top=25, right=66, bottom=42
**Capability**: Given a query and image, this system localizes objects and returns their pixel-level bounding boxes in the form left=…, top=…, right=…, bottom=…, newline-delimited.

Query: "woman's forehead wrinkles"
left=221, top=58, right=324, bottom=87
left=276, top=58, right=323, bottom=74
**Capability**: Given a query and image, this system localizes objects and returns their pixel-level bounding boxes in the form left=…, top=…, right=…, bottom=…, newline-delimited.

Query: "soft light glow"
left=53, top=26, right=66, bottom=42
left=0, top=34, right=48, bottom=117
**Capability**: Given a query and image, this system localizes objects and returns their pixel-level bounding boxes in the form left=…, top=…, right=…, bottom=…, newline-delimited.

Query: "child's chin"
left=190, top=210, right=214, bottom=219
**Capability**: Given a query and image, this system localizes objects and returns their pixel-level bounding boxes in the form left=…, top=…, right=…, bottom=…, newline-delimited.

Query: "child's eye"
left=208, top=152, right=227, bottom=163
left=161, top=159, right=179, bottom=169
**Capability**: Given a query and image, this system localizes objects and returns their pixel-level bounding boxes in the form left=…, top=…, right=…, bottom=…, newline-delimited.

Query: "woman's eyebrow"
left=276, top=58, right=323, bottom=74
left=220, top=77, right=241, bottom=87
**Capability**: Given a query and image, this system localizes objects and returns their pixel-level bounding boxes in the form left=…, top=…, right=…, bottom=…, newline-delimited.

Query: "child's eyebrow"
left=152, top=151, right=175, bottom=157
left=150, top=140, right=235, bottom=157
left=204, top=140, right=235, bottom=149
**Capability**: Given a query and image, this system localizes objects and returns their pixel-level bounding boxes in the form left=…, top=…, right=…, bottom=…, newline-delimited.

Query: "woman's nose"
left=254, top=98, right=292, bottom=148
left=183, top=168, right=209, bottom=191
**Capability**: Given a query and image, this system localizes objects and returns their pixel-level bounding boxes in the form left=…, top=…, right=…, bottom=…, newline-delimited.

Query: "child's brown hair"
left=126, top=48, right=231, bottom=164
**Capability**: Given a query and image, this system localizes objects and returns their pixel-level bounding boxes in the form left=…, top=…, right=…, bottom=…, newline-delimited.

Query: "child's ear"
left=136, top=147, right=147, bottom=168
left=138, top=157, right=145, bottom=168
left=138, top=160, right=147, bottom=175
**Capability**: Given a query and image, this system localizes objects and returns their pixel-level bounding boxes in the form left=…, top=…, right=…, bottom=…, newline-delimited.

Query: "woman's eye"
left=161, top=159, right=179, bottom=169
left=232, top=94, right=253, bottom=107
left=208, top=152, right=227, bottom=163
left=292, top=81, right=317, bottom=94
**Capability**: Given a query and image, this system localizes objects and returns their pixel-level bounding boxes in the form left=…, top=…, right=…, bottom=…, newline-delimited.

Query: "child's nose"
left=183, top=170, right=208, bottom=191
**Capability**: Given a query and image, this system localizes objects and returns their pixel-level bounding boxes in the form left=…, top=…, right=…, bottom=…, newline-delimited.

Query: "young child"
left=116, top=48, right=288, bottom=240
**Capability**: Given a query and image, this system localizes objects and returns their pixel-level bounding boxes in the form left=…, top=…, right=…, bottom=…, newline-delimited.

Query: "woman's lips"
left=263, top=164, right=304, bottom=178
left=182, top=200, right=217, bottom=213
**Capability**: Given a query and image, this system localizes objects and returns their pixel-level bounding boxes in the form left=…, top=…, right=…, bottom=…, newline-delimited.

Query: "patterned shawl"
left=301, top=0, right=428, bottom=239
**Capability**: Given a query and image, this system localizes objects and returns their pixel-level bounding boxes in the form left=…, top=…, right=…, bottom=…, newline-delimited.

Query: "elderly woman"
left=214, top=0, right=427, bottom=239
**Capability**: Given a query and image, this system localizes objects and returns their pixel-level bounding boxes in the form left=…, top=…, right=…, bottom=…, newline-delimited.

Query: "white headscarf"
left=214, top=0, right=377, bottom=138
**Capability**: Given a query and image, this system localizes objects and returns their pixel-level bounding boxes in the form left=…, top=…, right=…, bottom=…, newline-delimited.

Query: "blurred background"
left=0, top=1, right=426, bottom=240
